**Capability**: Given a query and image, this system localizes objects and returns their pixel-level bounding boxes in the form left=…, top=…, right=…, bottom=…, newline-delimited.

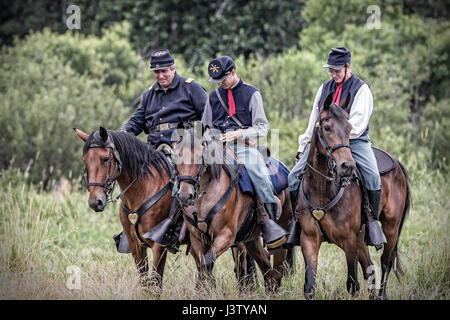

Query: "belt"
left=148, top=122, right=179, bottom=134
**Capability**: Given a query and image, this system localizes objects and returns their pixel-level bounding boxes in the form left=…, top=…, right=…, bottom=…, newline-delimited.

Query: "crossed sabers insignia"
left=210, top=64, right=219, bottom=73
left=155, top=51, right=166, bottom=56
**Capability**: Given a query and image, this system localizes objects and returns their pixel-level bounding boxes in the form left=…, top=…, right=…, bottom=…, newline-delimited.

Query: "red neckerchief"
left=228, top=88, right=236, bottom=117
left=332, top=71, right=352, bottom=105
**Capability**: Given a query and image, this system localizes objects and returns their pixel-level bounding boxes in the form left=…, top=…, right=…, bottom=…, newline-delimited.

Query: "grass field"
left=0, top=167, right=449, bottom=300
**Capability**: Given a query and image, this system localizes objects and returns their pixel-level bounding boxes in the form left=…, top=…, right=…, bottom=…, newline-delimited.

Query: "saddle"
left=357, top=146, right=396, bottom=223
left=373, top=147, right=396, bottom=175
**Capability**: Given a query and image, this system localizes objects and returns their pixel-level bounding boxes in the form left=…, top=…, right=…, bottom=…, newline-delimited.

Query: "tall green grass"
left=0, top=167, right=448, bottom=299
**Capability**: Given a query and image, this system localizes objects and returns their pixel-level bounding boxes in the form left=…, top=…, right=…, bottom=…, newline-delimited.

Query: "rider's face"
left=219, top=70, right=238, bottom=89
left=328, top=65, right=349, bottom=84
left=154, top=67, right=176, bottom=90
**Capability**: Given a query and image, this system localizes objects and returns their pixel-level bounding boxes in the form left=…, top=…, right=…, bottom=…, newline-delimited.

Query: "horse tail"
left=392, top=159, right=411, bottom=281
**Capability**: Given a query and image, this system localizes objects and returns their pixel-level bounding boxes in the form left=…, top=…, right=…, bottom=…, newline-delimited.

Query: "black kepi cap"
left=149, top=49, right=175, bottom=71
left=323, top=47, right=351, bottom=70
left=208, top=56, right=235, bottom=83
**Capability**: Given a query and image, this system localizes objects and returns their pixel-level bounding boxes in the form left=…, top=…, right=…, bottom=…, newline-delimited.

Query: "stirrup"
left=262, top=219, right=289, bottom=250
left=366, top=220, right=386, bottom=250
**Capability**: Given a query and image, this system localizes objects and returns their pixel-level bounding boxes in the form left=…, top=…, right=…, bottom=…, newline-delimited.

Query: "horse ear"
left=339, top=93, right=351, bottom=110
left=73, top=128, right=89, bottom=142
left=323, top=92, right=334, bottom=111
left=99, top=127, right=108, bottom=142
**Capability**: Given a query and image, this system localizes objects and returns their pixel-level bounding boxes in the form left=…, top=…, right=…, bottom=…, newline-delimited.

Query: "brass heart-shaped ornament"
left=312, top=209, right=325, bottom=221
left=128, top=213, right=138, bottom=225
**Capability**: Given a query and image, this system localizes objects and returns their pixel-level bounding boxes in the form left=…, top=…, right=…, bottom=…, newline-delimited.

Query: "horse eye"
left=103, top=157, right=110, bottom=163
left=324, top=125, right=331, bottom=131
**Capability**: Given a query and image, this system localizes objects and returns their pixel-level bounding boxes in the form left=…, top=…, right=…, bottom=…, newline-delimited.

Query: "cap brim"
left=208, top=75, right=228, bottom=83
left=149, top=63, right=174, bottom=71
left=323, top=63, right=345, bottom=70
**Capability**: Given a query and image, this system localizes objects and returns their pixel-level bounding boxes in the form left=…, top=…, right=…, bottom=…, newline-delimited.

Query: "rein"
left=299, top=117, right=352, bottom=230
left=174, top=139, right=243, bottom=238
left=84, top=131, right=173, bottom=246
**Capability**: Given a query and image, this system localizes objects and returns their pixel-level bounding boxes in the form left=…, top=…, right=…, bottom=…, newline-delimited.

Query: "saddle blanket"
left=236, top=157, right=290, bottom=196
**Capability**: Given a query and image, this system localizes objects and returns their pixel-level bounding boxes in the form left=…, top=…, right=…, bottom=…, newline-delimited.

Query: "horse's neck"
left=117, top=170, right=169, bottom=210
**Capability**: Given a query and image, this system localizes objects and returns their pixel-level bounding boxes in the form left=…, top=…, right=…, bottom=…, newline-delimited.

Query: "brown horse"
left=296, top=95, right=410, bottom=299
left=172, top=127, right=293, bottom=292
left=75, top=127, right=174, bottom=291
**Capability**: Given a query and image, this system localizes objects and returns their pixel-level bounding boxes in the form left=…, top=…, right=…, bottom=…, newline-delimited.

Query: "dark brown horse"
left=75, top=127, right=174, bottom=291
left=173, top=127, right=293, bottom=292
left=296, top=95, right=410, bottom=299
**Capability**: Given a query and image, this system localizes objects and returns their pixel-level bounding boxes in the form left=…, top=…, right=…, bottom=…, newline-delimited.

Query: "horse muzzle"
left=337, top=160, right=356, bottom=178
left=177, top=191, right=195, bottom=207
left=88, top=194, right=107, bottom=212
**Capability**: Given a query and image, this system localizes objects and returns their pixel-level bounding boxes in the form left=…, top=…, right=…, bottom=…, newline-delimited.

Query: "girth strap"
left=121, top=180, right=173, bottom=245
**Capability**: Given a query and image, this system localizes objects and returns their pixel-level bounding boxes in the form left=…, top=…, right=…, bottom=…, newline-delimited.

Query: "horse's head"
left=172, top=124, right=206, bottom=206
left=315, top=93, right=356, bottom=179
left=75, top=127, right=122, bottom=212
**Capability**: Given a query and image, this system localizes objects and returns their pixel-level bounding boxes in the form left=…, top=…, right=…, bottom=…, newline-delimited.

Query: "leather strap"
left=121, top=180, right=173, bottom=245
left=215, top=88, right=245, bottom=129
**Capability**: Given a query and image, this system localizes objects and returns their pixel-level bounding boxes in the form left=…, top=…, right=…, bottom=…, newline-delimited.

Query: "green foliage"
left=0, top=28, right=130, bottom=188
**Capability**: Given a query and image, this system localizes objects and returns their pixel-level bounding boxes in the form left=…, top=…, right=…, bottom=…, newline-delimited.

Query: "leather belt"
left=148, top=122, right=179, bottom=133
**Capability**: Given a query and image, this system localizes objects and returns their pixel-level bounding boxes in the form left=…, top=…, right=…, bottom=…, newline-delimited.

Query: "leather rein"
left=299, top=116, right=352, bottom=226
left=83, top=132, right=172, bottom=246
left=174, top=140, right=242, bottom=239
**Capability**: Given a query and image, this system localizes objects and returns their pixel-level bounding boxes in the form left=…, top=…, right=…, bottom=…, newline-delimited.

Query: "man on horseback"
left=120, top=49, right=208, bottom=252
left=201, top=55, right=290, bottom=250
left=288, top=47, right=386, bottom=248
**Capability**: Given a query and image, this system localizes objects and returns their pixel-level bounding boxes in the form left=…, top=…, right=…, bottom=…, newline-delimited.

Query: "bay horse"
left=172, top=126, right=294, bottom=292
left=296, top=94, right=410, bottom=299
left=74, top=127, right=174, bottom=291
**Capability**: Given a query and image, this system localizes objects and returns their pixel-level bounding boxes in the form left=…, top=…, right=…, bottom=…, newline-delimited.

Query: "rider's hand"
left=295, top=152, right=302, bottom=164
left=221, top=129, right=243, bottom=142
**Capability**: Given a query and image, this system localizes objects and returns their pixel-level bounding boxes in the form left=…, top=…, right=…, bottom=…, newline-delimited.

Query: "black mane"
left=84, top=130, right=169, bottom=180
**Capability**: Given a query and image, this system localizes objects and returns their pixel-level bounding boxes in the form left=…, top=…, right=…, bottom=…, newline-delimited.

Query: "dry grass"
left=0, top=168, right=449, bottom=300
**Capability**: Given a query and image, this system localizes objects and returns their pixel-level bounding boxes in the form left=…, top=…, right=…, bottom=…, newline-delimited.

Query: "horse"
left=295, top=94, right=410, bottom=300
left=74, top=127, right=175, bottom=291
left=172, top=126, right=294, bottom=292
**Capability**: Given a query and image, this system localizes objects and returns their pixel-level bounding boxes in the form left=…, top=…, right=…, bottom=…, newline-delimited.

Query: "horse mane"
left=180, top=128, right=238, bottom=181
left=84, top=130, right=169, bottom=180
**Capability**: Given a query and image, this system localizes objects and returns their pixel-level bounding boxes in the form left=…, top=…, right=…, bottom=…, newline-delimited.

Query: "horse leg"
left=300, top=232, right=321, bottom=299
left=357, top=231, right=376, bottom=299
left=343, top=234, right=360, bottom=297
left=201, top=228, right=235, bottom=289
left=187, top=231, right=209, bottom=290
left=271, top=247, right=288, bottom=292
left=283, top=247, right=296, bottom=276
left=378, top=217, right=399, bottom=300
left=129, top=240, right=149, bottom=288
left=149, top=243, right=168, bottom=292
left=244, top=238, right=274, bottom=293
left=232, top=244, right=257, bottom=291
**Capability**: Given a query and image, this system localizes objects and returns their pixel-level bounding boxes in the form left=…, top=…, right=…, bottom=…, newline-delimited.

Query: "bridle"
left=173, top=139, right=208, bottom=203
left=307, top=114, right=351, bottom=184
left=83, top=133, right=123, bottom=203
left=299, top=112, right=354, bottom=227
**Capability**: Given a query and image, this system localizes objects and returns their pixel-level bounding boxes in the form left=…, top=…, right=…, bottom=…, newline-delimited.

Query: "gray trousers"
left=288, top=135, right=381, bottom=192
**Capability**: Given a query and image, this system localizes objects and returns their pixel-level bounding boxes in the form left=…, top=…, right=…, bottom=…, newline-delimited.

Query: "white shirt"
left=297, top=83, right=374, bottom=153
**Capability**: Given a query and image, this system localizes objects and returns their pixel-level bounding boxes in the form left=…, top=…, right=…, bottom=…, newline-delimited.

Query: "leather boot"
left=261, top=203, right=289, bottom=250
left=365, top=189, right=386, bottom=250
left=285, top=189, right=300, bottom=248
left=143, top=196, right=181, bottom=253
left=367, top=189, right=382, bottom=220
